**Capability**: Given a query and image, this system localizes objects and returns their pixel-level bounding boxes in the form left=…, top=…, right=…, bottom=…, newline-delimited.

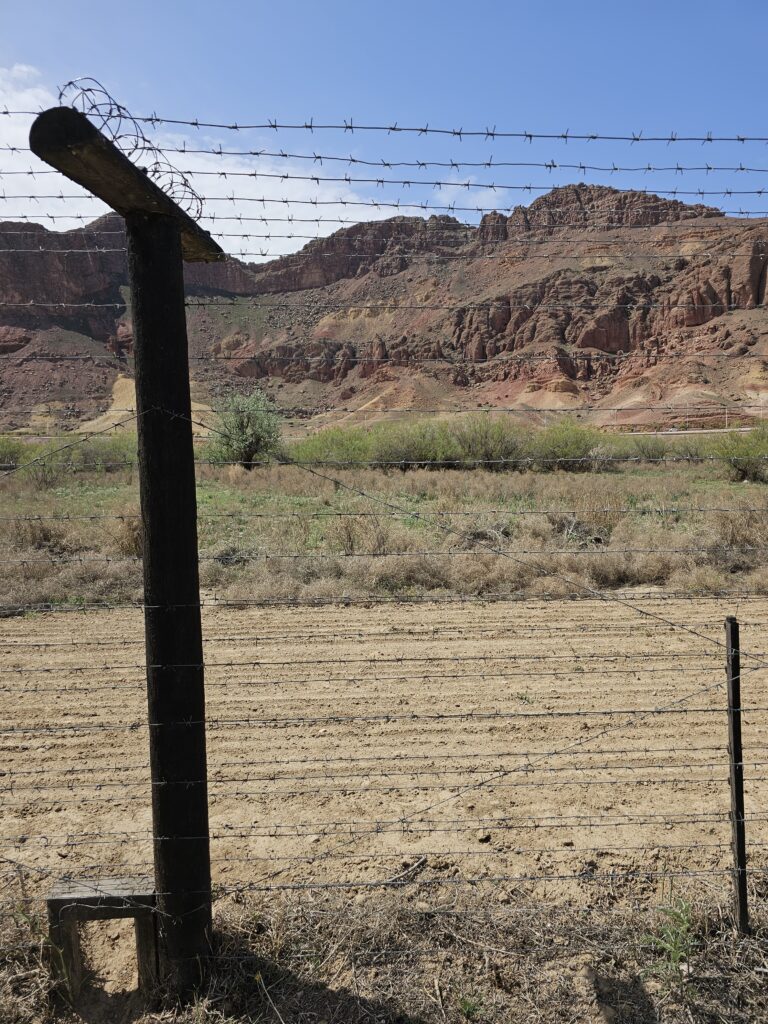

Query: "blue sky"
left=1, top=1, right=766, bottom=254
left=1, top=0, right=763, bottom=133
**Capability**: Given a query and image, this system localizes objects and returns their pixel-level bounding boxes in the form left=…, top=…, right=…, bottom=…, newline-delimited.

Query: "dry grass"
left=2, top=886, right=767, bottom=1024
left=106, top=512, right=143, bottom=558
left=2, top=460, right=768, bottom=610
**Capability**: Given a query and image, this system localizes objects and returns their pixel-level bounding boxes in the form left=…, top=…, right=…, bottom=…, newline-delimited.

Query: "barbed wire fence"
left=1, top=85, right=767, bottom=1012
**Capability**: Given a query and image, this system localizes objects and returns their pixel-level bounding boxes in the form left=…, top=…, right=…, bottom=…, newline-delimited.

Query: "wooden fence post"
left=725, top=615, right=750, bottom=935
left=30, top=106, right=224, bottom=996
left=127, top=211, right=213, bottom=989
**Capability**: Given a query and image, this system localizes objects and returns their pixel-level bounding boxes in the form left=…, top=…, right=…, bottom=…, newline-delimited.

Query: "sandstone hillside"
left=1, top=184, right=767, bottom=429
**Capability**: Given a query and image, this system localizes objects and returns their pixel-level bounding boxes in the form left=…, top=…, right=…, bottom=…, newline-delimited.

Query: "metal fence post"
left=30, top=106, right=224, bottom=996
left=725, top=615, right=749, bottom=934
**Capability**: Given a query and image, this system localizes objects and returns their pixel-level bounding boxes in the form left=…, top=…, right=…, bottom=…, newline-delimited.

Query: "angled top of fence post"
left=29, top=106, right=224, bottom=263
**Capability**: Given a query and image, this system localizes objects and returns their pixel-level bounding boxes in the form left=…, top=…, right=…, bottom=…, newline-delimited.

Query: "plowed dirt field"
left=3, top=596, right=767, bottom=907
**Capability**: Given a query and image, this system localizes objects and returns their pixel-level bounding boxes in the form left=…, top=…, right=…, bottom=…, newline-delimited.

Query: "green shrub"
left=72, top=434, right=137, bottom=472
left=0, top=436, right=28, bottom=470
left=289, top=417, right=618, bottom=473
left=291, top=425, right=374, bottom=465
left=369, top=420, right=461, bottom=469
left=714, top=424, right=768, bottom=482
left=292, top=419, right=464, bottom=469
left=530, top=419, right=605, bottom=472
left=17, top=443, right=67, bottom=488
left=629, top=434, right=670, bottom=462
left=667, top=433, right=706, bottom=461
left=4, top=433, right=136, bottom=484
left=642, top=897, right=699, bottom=997
left=292, top=415, right=529, bottom=471
left=208, top=392, right=282, bottom=469
left=452, top=415, right=527, bottom=470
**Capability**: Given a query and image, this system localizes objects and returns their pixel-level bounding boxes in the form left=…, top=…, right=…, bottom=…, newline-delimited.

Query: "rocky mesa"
left=1, top=184, right=767, bottom=427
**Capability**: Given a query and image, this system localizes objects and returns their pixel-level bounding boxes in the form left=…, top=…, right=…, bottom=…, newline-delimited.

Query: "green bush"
left=530, top=420, right=605, bottom=472
left=291, top=425, right=374, bottom=465
left=452, top=415, right=528, bottom=470
left=0, top=432, right=138, bottom=483
left=289, top=416, right=624, bottom=473
left=71, top=434, right=137, bottom=472
left=667, top=433, right=706, bottom=461
left=292, top=416, right=528, bottom=471
left=291, top=419, right=464, bottom=469
left=15, top=442, right=66, bottom=487
left=208, top=392, right=282, bottom=469
left=628, top=434, right=670, bottom=463
left=715, top=424, right=768, bottom=482
left=0, top=436, right=29, bottom=470
left=369, top=420, right=461, bottom=469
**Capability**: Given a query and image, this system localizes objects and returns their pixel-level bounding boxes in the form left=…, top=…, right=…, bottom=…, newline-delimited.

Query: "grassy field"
left=1, top=418, right=768, bottom=610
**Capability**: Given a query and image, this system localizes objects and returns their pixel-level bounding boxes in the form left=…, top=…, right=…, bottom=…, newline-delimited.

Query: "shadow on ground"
left=67, top=933, right=427, bottom=1024
left=586, top=967, right=660, bottom=1023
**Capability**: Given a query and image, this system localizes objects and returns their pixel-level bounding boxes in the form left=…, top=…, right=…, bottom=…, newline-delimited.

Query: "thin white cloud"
left=0, top=66, right=415, bottom=261
left=0, top=65, right=110, bottom=225
left=151, top=129, right=394, bottom=259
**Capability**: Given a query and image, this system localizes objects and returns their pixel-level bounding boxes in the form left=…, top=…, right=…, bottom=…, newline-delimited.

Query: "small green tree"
left=209, top=391, right=282, bottom=469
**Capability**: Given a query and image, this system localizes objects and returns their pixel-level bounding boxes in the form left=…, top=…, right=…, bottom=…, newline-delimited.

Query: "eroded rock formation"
left=1, top=185, right=767, bottom=424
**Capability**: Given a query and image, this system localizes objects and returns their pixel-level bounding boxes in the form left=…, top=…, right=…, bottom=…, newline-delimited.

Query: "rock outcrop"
left=1, top=185, right=767, bottom=424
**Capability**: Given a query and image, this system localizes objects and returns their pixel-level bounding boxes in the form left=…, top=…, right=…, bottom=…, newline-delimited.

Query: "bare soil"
left=2, top=595, right=767, bottom=906
left=3, top=596, right=768, bottom=1022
